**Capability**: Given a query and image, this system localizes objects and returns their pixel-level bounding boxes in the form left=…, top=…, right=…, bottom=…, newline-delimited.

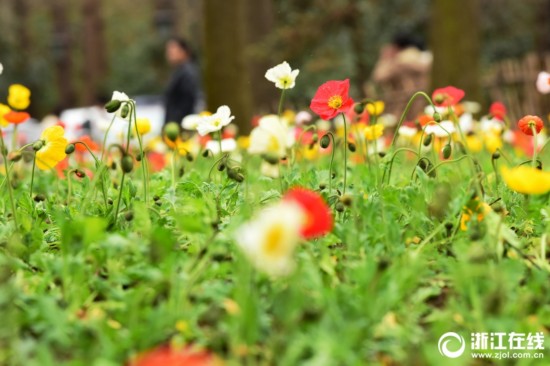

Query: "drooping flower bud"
left=74, top=169, right=86, bottom=178
left=433, top=112, right=442, bottom=122
left=347, top=142, right=356, bottom=152
left=340, top=194, right=353, bottom=207
left=121, top=155, right=134, bottom=173
left=65, top=143, right=75, bottom=154
left=320, top=134, right=331, bottom=148
left=492, top=151, right=500, bottom=160
left=105, top=99, right=122, bottom=113
left=262, top=153, right=280, bottom=165
left=33, top=140, right=45, bottom=151
left=120, top=104, right=130, bottom=119
left=8, top=151, right=22, bottom=162
left=164, top=122, right=180, bottom=142
left=311, top=134, right=319, bottom=143
left=442, top=144, right=452, bottom=159
left=423, top=133, right=433, bottom=146
left=354, top=103, right=365, bottom=114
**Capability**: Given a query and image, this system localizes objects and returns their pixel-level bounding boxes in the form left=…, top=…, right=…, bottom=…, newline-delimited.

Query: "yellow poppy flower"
left=465, top=135, right=483, bottom=153
left=501, top=166, right=550, bottom=195
left=7, top=84, right=31, bottom=110
left=0, top=103, right=11, bottom=127
left=460, top=199, right=491, bottom=231
left=484, top=133, right=502, bottom=154
left=366, top=101, right=385, bottom=116
left=35, top=126, right=68, bottom=170
left=237, top=136, right=250, bottom=150
left=364, top=123, right=384, bottom=141
left=135, top=118, right=151, bottom=135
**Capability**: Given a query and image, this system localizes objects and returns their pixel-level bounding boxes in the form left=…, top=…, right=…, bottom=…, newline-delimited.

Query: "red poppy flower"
left=489, top=102, right=506, bottom=120
left=283, top=187, right=333, bottom=239
left=147, top=152, right=166, bottom=172
left=517, top=115, right=544, bottom=135
left=74, top=135, right=99, bottom=152
left=129, top=345, right=218, bottom=366
left=3, top=111, right=30, bottom=124
left=432, top=86, right=465, bottom=107
left=310, top=79, right=354, bottom=120
left=417, top=114, right=434, bottom=127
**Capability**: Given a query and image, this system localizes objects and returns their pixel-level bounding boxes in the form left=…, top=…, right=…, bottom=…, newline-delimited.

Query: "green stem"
left=326, top=132, right=336, bottom=195
left=11, top=124, right=18, bottom=151
left=0, top=133, right=18, bottom=227
left=73, top=141, right=100, bottom=165
left=277, top=89, right=286, bottom=120
left=390, top=91, right=437, bottom=147
left=113, top=173, right=126, bottom=225
left=29, top=154, right=36, bottom=198
left=342, top=113, right=348, bottom=195
left=531, top=126, right=538, bottom=168
left=100, top=114, right=117, bottom=162
left=130, top=101, right=148, bottom=203
left=383, top=147, right=419, bottom=185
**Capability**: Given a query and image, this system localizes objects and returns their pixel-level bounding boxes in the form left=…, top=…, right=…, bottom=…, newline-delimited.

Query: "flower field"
left=1, top=62, right=550, bottom=366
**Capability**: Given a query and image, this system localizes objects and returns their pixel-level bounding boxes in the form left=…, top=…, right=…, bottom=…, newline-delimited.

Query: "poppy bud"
left=74, top=169, right=86, bottom=178
left=121, top=155, right=134, bottom=173
left=153, top=194, right=160, bottom=201
left=202, top=149, right=211, bottom=158
left=354, top=103, right=365, bottom=114
left=433, top=94, right=444, bottom=105
left=33, top=140, right=44, bottom=151
left=311, top=134, right=319, bottom=143
left=107, top=198, right=113, bottom=205
left=442, top=144, right=452, bottom=159
left=262, top=153, right=280, bottom=165
left=423, top=134, right=433, bottom=146
left=433, top=112, right=442, bottom=122
left=8, top=151, right=22, bottom=162
left=492, top=151, right=500, bottom=160
left=105, top=99, right=121, bottom=113
left=320, top=134, right=331, bottom=148
left=340, top=194, right=353, bottom=207
left=34, top=194, right=46, bottom=202
left=347, top=142, right=356, bottom=152
left=164, top=122, right=180, bottom=142
left=378, top=152, right=386, bottom=158
left=65, top=143, right=75, bottom=154
left=217, top=162, right=226, bottom=171
left=335, top=202, right=345, bottom=212
left=120, top=104, right=130, bottom=119
left=227, top=167, right=244, bottom=182
left=186, top=152, right=193, bottom=162
left=179, top=166, right=185, bottom=177
left=110, top=161, right=117, bottom=170
left=124, top=211, right=134, bottom=221
left=319, top=183, right=326, bottom=190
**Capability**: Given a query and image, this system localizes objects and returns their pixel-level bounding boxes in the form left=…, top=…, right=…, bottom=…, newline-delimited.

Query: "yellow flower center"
left=263, top=223, right=286, bottom=258
left=213, top=119, right=221, bottom=127
left=267, top=136, right=280, bottom=152
left=327, top=95, right=343, bottom=110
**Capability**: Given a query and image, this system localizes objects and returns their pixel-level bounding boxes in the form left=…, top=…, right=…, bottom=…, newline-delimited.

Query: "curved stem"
left=29, top=154, right=36, bottom=198
left=100, top=114, right=117, bottom=162
left=425, top=154, right=475, bottom=176
left=130, top=101, right=148, bottom=203
left=73, top=141, right=100, bottom=165
left=390, top=91, right=437, bottom=147
left=416, top=121, right=453, bottom=157
left=207, top=154, right=228, bottom=181
left=383, top=147, right=419, bottom=185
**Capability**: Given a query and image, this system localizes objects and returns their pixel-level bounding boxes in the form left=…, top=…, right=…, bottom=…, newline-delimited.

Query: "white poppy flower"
left=479, top=116, right=504, bottom=134
left=459, top=113, right=474, bottom=133
left=196, top=105, right=235, bottom=136
left=536, top=71, right=550, bottom=94
left=235, top=201, right=304, bottom=277
left=265, top=61, right=299, bottom=89
left=248, top=115, right=292, bottom=158
left=425, top=120, right=455, bottom=138
left=206, top=138, right=237, bottom=154
left=182, top=114, right=202, bottom=130
left=110, top=90, right=133, bottom=119
left=398, top=125, right=418, bottom=138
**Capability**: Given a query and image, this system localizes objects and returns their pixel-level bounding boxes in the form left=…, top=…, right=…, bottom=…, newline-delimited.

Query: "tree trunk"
left=82, top=0, right=108, bottom=105
left=203, top=0, right=252, bottom=134
left=49, top=0, right=77, bottom=108
left=244, top=0, right=277, bottom=114
left=430, top=0, right=481, bottom=101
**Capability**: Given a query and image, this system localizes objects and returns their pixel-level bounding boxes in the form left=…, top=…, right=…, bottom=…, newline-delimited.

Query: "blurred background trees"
left=0, top=0, right=549, bottom=126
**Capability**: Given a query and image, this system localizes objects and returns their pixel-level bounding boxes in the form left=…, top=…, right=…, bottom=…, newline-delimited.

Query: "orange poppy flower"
left=4, top=111, right=30, bottom=124
left=517, top=115, right=544, bottom=135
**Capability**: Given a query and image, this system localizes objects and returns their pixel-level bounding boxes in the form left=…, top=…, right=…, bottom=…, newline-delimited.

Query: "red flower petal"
left=432, top=86, right=465, bottom=107
left=489, top=102, right=506, bottom=120
left=4, top=111, right=30, bottom=124
left=517, top=115, right=544, bottom=136
left=129, top=345, right=217, bottom=366
left=310, top=79, right=354, bottom=120
left=283, top=187, right=333, bottom=238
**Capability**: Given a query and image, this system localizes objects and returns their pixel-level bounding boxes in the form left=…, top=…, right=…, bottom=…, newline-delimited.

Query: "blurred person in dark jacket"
left=164, top=37, right=204, bottom=125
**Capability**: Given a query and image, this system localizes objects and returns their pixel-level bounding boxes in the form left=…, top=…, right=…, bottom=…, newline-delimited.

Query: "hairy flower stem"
left=29, top=155, right=36, bottom=199
left=390, top=91, right=437, bottom=147
left=113, top=113, right=133, bottom=226
left=0, top=133, right=18, bottom=227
